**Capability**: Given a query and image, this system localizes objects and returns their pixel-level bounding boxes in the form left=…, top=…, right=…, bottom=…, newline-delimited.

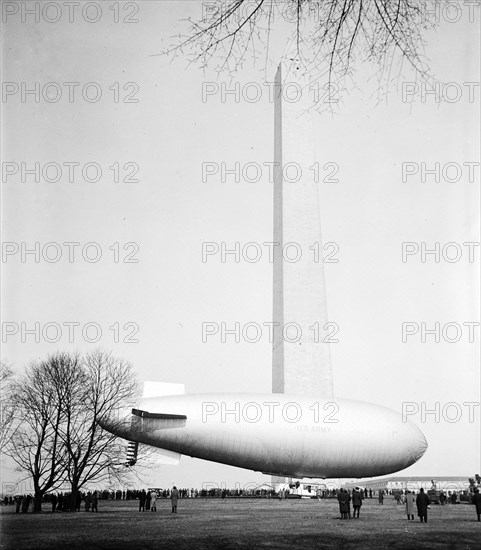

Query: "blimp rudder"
left=141, top=381, right=185, bottom=399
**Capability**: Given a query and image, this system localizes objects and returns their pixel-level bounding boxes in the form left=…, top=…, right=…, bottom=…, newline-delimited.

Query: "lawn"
left=1, top=497, right=479, bottom=549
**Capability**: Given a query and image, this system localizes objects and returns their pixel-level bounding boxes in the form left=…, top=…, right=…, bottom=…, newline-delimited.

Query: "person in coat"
left=85, top=492, right=91, bottom=512
left=139, top=489, right=146, bottom=512
left=352, top=487, right=363, bottom=518
left=472, top=488, right=481, bottom=521
left=171, top=486, right=179, bottom=513
left=337, top=489, right=350, bottom=519
left=91, top=491, right=98, bottom=512
left=416, top=488, right=430, bottom=523
left=150, top=490, right=157, bottom=512
left=51, top=493, right=58, bottom=513
left=405, top=490, right=416, bottom=520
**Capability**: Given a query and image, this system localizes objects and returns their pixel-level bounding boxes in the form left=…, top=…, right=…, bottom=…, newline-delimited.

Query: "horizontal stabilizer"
left=148, top=445, right=181, bottom=465
left=132, top=409, right=187, bottom=420
left=142, top=381, right=185, bottom=398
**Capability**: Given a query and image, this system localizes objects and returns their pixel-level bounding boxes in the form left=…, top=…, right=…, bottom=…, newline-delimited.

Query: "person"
left=337, top=489, right=344, bottom=518
left=75, top=491, right=81, bottom=512
left=337, top=489, right=350, bottom=519
left=405, top=490, right=416, bottom=520
left=471, top=488, right=481, bottom=521
left=171, top=486, right=179, bottom=513
left=85, top=492, right=91, bottom=512
left=416, top=488, right=430, bottom=523
left=51, top=493, right=58, bottom=513
left=151, top=490, right=157, bottom=512
left=439, top=491, right=446, bottom=505
left=146, top=491, right=151, bottom=511
left=21, top=495, right=28, bottom=513
left=139, top=489, right=146, bottom=512
left=91, top=491, right=98, bottom=512
left=378, top=490, right=384, bottom=505
left=352, top=487, right=363, bottom=518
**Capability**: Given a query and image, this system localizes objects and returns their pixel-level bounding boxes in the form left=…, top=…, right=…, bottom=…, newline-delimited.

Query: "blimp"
left=101, top=61, right=428, bottom=480
left=101, top=384, right=427, bottom=479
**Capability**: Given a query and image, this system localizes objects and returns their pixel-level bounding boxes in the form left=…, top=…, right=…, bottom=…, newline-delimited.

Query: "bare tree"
left=0, top=360, right=16, bottom=450
left=164, top=0, right=436, bottom=95
left=7, top=350, right=140, bottom=512
left=8, top=353, right=74, bottom=512
left=61, top=349, right=138, bottom=510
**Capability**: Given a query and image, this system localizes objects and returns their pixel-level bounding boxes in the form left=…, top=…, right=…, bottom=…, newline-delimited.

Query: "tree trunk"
left=33, top=491, right=43, bottom=512
left=70, top=485, right=79, bottom=512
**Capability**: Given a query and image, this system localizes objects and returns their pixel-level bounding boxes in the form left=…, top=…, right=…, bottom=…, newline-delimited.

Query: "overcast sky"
left=1, top=1, right=480, bottom=490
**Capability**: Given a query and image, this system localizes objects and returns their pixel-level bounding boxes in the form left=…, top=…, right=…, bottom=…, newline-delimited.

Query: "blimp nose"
left=406, top=422, right=428, bottom=465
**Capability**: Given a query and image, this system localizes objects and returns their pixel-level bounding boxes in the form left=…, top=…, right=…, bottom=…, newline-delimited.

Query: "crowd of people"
left=136, top=488, right=178, bottom=513
left=4, top=486, right=481, bottom=521
left=336, top=487, right=481, bottom=523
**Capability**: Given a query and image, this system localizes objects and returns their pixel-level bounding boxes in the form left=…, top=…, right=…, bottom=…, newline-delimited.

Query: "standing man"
left=151, top=490, right=157, bottom=512
left=139, top=489, right=146, bottom=512
left=405, top=490, right=416, bottom=520
left=337, top=489, right=350, bottom=519
left=416, top=488, right=430, bottom=523
left=91, top=491, right=98, bottom=513
left=378, top=490, right=384, bottom=505
left=85, top=492, right=91, bottom=512
left=171, top=486, right=179, bottom=513
left=352, top=487, right=363, bottom=518
left=75, top=491, right=82, bottom=512
left=471, top=488, right=481, bottom=521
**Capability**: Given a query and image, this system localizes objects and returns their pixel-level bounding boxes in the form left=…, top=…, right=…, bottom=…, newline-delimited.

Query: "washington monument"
left=101, top=63, right=427, bottom=480
left=273, top=61, right=334, bottom=398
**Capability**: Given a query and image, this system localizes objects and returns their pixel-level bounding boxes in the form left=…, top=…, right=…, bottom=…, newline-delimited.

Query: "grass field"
left=1, top=497, right=479, bottom=549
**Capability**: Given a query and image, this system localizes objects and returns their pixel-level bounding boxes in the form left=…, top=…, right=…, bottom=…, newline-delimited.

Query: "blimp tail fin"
left=125, top=441, right=181, bottom=466
left=148, top=446, right=181, bottom=465
left=142, top=381, right=185, bottom=398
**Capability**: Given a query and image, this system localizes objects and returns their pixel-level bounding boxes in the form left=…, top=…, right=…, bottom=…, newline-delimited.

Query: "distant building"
left=343, top=476, right=469, bottom=493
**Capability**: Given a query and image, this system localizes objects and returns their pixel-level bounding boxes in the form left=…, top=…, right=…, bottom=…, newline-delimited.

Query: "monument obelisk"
left=272, top=61, right=334, bottom=399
